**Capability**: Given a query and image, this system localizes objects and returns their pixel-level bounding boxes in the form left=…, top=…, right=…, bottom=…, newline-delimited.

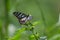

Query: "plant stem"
left=34, top=0, right=47, bottom=36
left=31, top=28, right=38, bottom=40
left=3, top=0, right=9, bottom=40
left=27, top=22, right=38, bottom=40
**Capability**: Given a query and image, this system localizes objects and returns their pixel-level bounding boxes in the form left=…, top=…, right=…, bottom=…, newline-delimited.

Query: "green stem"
left=26, top=22, right=38, bottom=40
left=3, top=0, right=9, bottom=40
left=31, top=28, right=38, bottom=40
left=0, top=27, right=4, bottom=40
left=34, top=0, right=47, bottom=36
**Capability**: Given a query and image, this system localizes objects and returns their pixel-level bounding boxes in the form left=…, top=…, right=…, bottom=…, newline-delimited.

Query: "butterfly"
left=13, top=12, right=32, bottom=25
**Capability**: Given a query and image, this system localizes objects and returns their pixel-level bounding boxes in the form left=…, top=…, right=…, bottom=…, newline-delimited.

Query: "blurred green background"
left=0, top=0, right=60, bottom=40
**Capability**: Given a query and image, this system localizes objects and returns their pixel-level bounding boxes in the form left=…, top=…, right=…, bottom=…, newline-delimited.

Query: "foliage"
left=0, top=0, right=60, bottom=40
